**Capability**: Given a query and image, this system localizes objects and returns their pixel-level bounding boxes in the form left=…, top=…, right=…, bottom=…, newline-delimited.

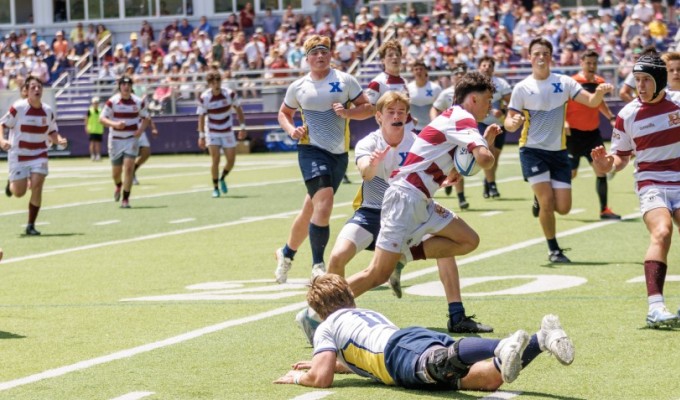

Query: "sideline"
left=0, top=212, right=638, bottom=392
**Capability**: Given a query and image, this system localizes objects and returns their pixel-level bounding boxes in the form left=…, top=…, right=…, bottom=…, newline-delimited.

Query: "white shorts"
left=638, top=185, right=680, bottom=215
left=108, top=136, right=139, bottom=163
left=376, top=185, right=454, bottom=256
left=207, top=132, right=236, bottom=149
left=137, top=131, right=150, bottom=148
left=8, top=156, right=48, bottom=181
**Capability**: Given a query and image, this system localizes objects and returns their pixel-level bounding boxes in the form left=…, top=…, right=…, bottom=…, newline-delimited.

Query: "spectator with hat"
left=125, top=32, right=142, bottom=54
left=52, top=31, right=69, bottom=58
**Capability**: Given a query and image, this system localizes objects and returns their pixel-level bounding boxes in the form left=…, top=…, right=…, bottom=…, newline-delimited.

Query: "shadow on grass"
left=569, top=217, right=640, bottom=224
left=541, top=261, right=639, bottom=268
left=215, top=195, right=249, bottom=199
left=0, top=331, right=26, bottom=339
left=20, top=233, right=85, bottom=238
left=120, top=205, right=169, bottom=210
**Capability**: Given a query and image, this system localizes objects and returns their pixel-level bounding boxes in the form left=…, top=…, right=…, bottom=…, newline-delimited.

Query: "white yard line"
left=0, top=202, right=352, bottom=265
left=168, top=218, right=196, bottom=224
left=0, top=178, right=302, bottom=218
left=110, top=391, right=155, bottom=400
left=291, top=391, right=334, bottom=400
left=94, top=220, right=120, bottom=226
left=568, top=208, right=586, bottom=215
left=0, top=302, right=306, bottom=392
left=480, top=390, right=522, bottom=400
left=0, top=211, right=640, bottom=392
left=480, top=211, right=503, bottom=217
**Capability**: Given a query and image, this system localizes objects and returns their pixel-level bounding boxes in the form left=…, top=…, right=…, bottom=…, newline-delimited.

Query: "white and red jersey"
left=612, top=91, right=680, bottom=191
left=390, top=105, right=488, bottom=198
left=1, top=99, right=58, bottom=163
left=101, top=93, right=148, bottom=139
left=196, top=87, right=241, bottom=135
left=365, top=72, right=408, bottom=105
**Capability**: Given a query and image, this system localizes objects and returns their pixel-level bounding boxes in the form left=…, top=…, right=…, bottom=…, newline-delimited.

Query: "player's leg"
left=89, top=138, right=96, bottom=160
left=641, top=203, right=677, bottom=327
left=348, top=247, right=402, bottom=298
left=455, top=178, right=468, bottom=209
left=219, top=145, right=236, bottom=193
left=327, top=216, right=375, bottom=277
left=25, top=172, right=46, bottom=235
left=274, top=194, right=313, bottom=283
left=208, top=144, right=221, bottom=197
left=110, top=139, right=124, bottom=202
left=584, top=133, right=621, bottom=219
left=9, top=178, right=28, bottom=198
left=133, top=145, right=151, bottom=185
left=120, top=155, right=135, bottom=208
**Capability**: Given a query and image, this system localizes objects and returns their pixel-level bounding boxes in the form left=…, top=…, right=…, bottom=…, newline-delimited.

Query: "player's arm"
left=148, top=117, right=159, bottom=136
left=48, top=130, right=67, bottom=146
left=574, top=83, right=614, bottom=108
left=134, top=116, right=150, bottom=138
left=504, top=109, right=525, bottom=132
left=472, top=124, right=501, bottom=170
left=619, top=84, right=636, bottom=103
left=197, top=113, right=207, bottom=149
left=0, top=124, right=9, bottom=151
left=334, top=93, right=374, bottom=120
left=234, top=105, right=247, bottom=140
left=278, top=103, right=306, bottom=140
left=273, top=350, right=337, bottom=388
left=357, top=146, right=390, bottom=180
left=598, top=100, right=617, bottom=124
left=591, top=145, right=630, bottom=175
left=99, top=113, right=125, bottom=130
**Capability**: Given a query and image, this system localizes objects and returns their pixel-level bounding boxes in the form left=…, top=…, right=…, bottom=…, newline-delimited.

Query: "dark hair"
left=528, top=37, right=553, bottom=56
left=23, top=75, right=43, bottom=90
left=453, top=71, right=495, bottom=105
left=580, top=49, right=599, bottom=60
left=206, top=71, right=222, bottom=82
left=477, top=55, right=495, bottom=68
left=411, top=58, right=427, bottom=70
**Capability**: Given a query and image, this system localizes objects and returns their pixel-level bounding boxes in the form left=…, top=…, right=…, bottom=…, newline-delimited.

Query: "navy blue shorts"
left=478, top=122, right=506, bottom=149
left=519, top=147, right=571, bottom=185
left=567, top=128, right=604, bottom=170
left=297, top=145, right=349, bottom=194
left=384, top=327, right=455, bottom=389
left=347, top=207, right=381, bottom=251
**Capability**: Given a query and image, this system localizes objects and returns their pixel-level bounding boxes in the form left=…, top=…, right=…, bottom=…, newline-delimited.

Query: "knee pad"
left=425, top=341, right=470, bottom=386
left=305, top=175, right=332, bottom=197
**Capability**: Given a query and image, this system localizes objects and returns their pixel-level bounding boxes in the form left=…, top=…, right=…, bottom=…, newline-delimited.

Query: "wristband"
left=198, top=132, right=206, bottom=139
left=293, top=372, right=304, bottom=385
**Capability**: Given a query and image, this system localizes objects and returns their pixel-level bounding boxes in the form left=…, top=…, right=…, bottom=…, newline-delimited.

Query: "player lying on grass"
left=275, top=274, right=574, bottom=391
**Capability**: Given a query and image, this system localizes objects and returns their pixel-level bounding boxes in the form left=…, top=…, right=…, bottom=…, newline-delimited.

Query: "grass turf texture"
left=0, top=146, right=678, bottom=399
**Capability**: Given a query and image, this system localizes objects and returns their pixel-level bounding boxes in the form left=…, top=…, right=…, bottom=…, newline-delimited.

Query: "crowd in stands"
left=1, top=0, right=679, bottom=100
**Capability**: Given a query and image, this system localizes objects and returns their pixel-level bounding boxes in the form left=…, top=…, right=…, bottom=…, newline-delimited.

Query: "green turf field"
left=0, top=146, right=678, bottom=400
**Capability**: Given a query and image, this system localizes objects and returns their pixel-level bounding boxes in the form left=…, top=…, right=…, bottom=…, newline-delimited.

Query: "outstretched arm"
left=590, top=145, right=630, bottom=175
left=273, top=350, right=338, bottom=388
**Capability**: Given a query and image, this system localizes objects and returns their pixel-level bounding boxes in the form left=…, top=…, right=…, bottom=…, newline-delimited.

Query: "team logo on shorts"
left=434, top=204, right=449, bottom=217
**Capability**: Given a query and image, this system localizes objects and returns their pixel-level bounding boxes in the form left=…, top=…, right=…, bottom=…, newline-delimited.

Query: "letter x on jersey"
left=552, top=83, right=563, bottom=93
left=329, top=82, right=342, bottom=92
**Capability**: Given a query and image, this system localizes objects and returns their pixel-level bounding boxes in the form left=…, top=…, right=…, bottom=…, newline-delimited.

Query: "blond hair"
left=662, top=52, right=680, bottom=64
left=378, top=39, right=402, bottom=59
left=376, top=91, right=410, bottom=114
left=307, top=274, right=356, bottom=320
left=303, top=35, right=331, bottom=54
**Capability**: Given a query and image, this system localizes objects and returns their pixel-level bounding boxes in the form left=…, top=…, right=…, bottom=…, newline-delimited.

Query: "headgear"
left=633, top=54, right=667, bottom=101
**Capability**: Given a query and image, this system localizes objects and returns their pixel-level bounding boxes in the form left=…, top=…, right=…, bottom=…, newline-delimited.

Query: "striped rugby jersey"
left=283, top=68, right=363, bottom=154
left=365, top=72, right=408, bottom=105
left=612, top=91, right=680, bottom=191
left=508, top=72, right=582, bottom=151
left=390, top=105, right=488, bottom=198
left=1, top=99, right=58, bottom=163
left=196, top=87, right=241, bottom=134
left=101, top=93, right=148, bottom=139
left=407, top=80, right=442, bottom=130
left=353, top=128, right=417, bottom=209
left=314, top=308, right=399, bottom=385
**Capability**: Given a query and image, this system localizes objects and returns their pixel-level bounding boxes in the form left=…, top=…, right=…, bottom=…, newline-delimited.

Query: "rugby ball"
left=453, top=145, right=481, bottom=176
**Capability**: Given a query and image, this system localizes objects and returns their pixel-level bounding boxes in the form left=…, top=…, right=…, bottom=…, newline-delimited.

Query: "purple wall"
left=52, top=101, right=625, bottom=158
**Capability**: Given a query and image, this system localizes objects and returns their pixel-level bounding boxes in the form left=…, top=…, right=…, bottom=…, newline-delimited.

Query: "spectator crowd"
left=1, top=0, right=679, bottom=98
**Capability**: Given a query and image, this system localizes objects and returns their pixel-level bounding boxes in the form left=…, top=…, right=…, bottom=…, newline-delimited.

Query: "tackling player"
left=0, top=76, right=68, bottom=235
left=276, top=274, right=574, bottom=391
left=197, top=71, right=247, bottom=198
